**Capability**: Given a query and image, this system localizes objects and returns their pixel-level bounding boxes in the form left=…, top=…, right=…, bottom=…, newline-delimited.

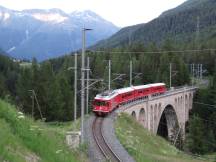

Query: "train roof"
left=115, top=87, right=134, bottom=94
left=149, top=83, right=165, bottom=87
left=133, top=83, right=165, bottom=90
left=95, top=90, right=118, bottom=100
left=133, top=84, right=151, bottom=90
left=94, top=83, right=166, bottom=101
left=94, top=87, right=134, bottom=100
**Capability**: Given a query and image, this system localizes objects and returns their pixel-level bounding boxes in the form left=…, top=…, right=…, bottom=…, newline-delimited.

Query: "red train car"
left=92, top=83, right=166, bottom=116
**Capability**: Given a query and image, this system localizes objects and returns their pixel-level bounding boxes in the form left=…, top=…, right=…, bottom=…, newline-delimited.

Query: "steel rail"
left=92, top=117, right=121, bottom=162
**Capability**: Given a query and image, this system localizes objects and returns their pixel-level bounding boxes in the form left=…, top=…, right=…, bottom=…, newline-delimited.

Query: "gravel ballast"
left=84, top=113, right=135, bottom=162
left=84, top=115, right=106, bottom=162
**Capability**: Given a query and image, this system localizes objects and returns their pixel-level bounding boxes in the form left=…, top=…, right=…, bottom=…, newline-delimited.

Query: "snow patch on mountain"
left=3, top=13, right=10, bottom=21
left=71, top=10, right=102, bottom=22
left=25, top=30, right=29, bottom=40
left=15, top=12, right=28, bottom=17
left=0, top=12, right=10, bottom=21
left=7, top=46, right=16, bottom=53
left=32, top=13, right=68, bottom=23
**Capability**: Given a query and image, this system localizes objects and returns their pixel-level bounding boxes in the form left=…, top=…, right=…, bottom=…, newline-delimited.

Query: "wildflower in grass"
left=56, top=150, right=63, bottom=154
left=18, top=115, right=25, bottom=119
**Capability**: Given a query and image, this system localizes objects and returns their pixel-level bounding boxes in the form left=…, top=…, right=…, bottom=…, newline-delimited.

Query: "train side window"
left=143, top=89, right=149, bottom=93
left=95, top=101, right=108, bottom=106
left=122, top=92, right=133, bottom=98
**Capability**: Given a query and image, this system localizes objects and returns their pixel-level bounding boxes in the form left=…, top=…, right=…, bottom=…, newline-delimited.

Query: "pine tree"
left=185, top=115, right=207, bottom=154
left=57, top=73, right=73, bottom=121
left=157, top=53, right=170, bottom=85
left=206, top=130, right=216, bottom=152
left=31, top=58, right=39, bottom=90
left=0, top=74, right=7, bottom=97
left=172, top=123, right=184, bottom=150
left=209, top=112, right=216, bottom=150
left=212, top=67, right=216, bottom=105
left=16, top=68, right=33, bottom=114
left=172, top=55, right=190, bottom=86
left=37, top=61, right=55, bottom=119
left=46, top=77, right=64, bottom=121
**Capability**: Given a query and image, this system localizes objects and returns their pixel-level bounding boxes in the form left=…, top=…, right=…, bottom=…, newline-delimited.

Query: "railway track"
left=92, top=117, right=121, bottom=162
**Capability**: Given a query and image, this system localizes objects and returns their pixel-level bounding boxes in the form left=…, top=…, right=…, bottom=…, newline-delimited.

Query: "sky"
left=0, top=0, right=187, bottom=27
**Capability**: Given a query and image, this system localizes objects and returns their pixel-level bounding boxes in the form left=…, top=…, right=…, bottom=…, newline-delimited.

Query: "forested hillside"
left=0, top=54, right=19, bottom=98
left=2, top=37, right=215, bottom=122
left=188, top=70, right=216, bottom=154
left=93, top=0, right=216, bottom=48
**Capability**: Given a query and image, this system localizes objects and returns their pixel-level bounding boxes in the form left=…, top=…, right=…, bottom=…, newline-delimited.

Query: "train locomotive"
left=92, top=83, right=166, bottom=116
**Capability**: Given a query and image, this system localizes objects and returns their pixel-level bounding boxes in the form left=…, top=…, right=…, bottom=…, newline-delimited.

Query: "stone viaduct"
left=118, top=86, right=197, bottom=141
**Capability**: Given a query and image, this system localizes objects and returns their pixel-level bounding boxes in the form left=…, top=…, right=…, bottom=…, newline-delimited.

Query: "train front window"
left=95, top=101, right=108, bottom=106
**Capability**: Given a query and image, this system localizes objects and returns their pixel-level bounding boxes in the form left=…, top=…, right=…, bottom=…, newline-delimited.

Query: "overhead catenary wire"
left=70, top=48, right=216, bottom=57
left=193, top=101, right=216, bottom=108
left=71, top=58, right=206, bottom=69
left=88, top=48, right=216, bottom=55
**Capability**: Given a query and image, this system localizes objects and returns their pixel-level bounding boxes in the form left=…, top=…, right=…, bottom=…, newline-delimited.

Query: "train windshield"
left=94, top=100, right=108, bottom=106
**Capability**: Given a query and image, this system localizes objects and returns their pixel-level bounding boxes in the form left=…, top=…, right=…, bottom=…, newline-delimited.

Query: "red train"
left=93, top=83, right=166, bottom=116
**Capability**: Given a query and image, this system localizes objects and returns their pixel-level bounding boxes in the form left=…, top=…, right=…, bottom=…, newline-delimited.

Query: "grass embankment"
left=0, top=99, right=88, bottom=162
left=115, top=113, right=212, bottom=162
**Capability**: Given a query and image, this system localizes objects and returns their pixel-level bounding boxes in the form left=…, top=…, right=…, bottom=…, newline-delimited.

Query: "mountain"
left=93, top=0, right=216, bottom=48
left=0, top=6, right=119, bottom=61
left=0, top=48, right=8, bottom=56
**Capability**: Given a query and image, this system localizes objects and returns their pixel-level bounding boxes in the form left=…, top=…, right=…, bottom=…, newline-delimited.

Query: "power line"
left=88, top=48, right=216, bottom=55
left=194, top=101, right=216, bottom=109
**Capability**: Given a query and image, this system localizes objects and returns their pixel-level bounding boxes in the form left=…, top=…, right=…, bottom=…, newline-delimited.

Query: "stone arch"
left=157, top=104, right=179, bottom=142
left=150, top=105, right=154, bottom=131
left=189, top=93, right=192, bottom=109
left=158, top=103, right=162, bottom=123
left=131, top=111, right=136, bottom=119
left=138, top=108, right=145, bottom=126
left=185, top=94, right=189, bottom=120
left=185, top=94, right=188, bottom=108
left=175, top=98, right=177, bottom=106
left=178, top=97, right=180, bottom=107
left=189, top=93, right=192, bottom=99
left=153, top=104, right=158, bottom=131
